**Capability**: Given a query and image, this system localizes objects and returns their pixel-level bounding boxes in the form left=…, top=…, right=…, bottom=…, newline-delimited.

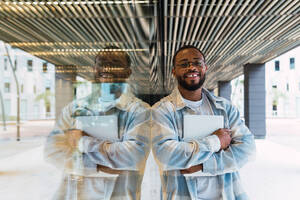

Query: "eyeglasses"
left=176, top=61, right=205, bottom=69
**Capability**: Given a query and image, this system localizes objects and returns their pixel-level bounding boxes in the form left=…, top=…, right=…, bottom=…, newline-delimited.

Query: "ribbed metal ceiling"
left=0, top=0, right=299, bottom=95
left=162, top=0, right=300, bottom=91
left=0, top=0, right=160, bottom=94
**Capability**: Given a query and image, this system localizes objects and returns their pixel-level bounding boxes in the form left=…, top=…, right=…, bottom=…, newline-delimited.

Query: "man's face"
left=94, top=51, right=131, bottom=83
left=172, top=48, right=207, bottom=91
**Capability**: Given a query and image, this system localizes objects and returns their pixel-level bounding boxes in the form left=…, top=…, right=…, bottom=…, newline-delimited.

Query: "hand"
left=213, top=128, right=232, bottom=150
left=97, top=165, right=122, bottom=174
left=65, top=129, right=84, bottom=149
left=180, top=164, right=203, bottom=174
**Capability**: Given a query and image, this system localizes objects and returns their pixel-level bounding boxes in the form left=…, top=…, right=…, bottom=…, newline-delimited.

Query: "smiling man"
left=173, top=47, right=206, bottom=92
left=152, top=45, right=256, bottom=200
left=44, top=47, right=150, bottom=200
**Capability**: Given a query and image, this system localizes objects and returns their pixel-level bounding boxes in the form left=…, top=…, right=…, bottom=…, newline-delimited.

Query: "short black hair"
left=94, top=46, right=131, bottom=67
left=173, top=45, right=206, bottom=67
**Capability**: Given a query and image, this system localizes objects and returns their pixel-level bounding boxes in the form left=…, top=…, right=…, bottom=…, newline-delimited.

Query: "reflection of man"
left=152, top=45, right=256, bottom=200
left=44, top=47, right=150, bottom=199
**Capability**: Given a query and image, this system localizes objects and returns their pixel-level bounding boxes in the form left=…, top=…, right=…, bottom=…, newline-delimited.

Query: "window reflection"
left=44, top=48, right=151, bottom=199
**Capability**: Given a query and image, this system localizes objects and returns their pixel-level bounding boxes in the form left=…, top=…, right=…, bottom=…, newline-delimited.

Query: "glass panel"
left=43, top=62, right=48, bottom=73
left=0, top=2, right=159, bottom=200
left=290, top=57, right=295, bottom=69
left=275, top=60, right=280, bottom=71
left=0, top=2, right=299, bottom=200
left=27, top=60, right=33, bottom=72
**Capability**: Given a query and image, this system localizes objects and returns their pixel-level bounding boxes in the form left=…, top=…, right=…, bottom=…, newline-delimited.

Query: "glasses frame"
left=175, top=60, right=206, bottom=69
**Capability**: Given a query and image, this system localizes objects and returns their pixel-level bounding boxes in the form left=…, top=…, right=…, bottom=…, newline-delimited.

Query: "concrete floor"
left=0, top=118, right=300, bottom=200
left=240, top=140, right=300, bottom=200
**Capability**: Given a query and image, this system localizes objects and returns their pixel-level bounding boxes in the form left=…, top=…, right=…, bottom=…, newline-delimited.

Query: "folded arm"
left=79, top=111, right=150, bottom=171
left=44, top=102, right=151, bottom=172
left=151, top=103, right=221, bottom=171
left=202, top=105, right=256, bottom=175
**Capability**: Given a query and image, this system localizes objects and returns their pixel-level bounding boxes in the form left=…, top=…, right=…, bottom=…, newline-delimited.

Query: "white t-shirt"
left=182, top=92, right=222, bottom=200
left=182, top=92, right=213, bottom=115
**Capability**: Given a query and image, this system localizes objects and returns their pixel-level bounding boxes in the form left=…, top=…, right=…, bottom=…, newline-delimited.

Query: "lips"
left=184, top=72, right=200, bottom=78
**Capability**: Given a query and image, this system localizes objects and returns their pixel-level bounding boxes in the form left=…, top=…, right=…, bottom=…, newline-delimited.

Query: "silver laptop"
left=183, top=115, right=224, bottom=177
left=184, top=115, right=224, bottom=139
left=75, top=115, right=119, bottom=140
left=74, top=115, right=119, bottom=177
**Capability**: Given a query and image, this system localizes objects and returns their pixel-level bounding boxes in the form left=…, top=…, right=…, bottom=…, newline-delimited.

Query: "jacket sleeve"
left=44, top=102, right=77, bottom=171
left=79, top=105, right=151, bottom=171
left=151, top=102, right=221, bottom=171
left=44, top=102, right=151, bottom=172
left=202, top=104, right=256, bottom=175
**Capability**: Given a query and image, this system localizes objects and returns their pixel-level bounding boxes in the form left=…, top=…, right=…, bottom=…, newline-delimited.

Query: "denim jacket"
left=151, top=87, right=256, bottom=200
left=44, top=91, right=151, bottom=200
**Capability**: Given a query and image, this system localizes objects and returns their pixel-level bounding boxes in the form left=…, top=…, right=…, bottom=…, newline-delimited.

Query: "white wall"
left=0, top=42, right=55, bottom=120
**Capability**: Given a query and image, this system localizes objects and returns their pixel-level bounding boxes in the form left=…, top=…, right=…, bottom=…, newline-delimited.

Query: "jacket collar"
left=202, top=88, right=225, bottom=110
left=115, top=90, right=137, bottom=111
left=169, top=87, right=224, bottom=111
left=76, top=87, right=140, bottom=113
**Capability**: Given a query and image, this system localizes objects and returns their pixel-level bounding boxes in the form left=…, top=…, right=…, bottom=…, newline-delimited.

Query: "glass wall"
left=0, top=1, right=160, bottom=199
left=0, top=1, right=299, bottom=200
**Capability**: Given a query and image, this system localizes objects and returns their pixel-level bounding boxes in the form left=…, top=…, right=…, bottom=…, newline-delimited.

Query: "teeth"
left=187, top=74, right=198, bottom=77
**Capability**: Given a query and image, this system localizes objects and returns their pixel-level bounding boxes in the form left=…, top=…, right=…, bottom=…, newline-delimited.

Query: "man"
left=44, top=47, right=150, bottom=200
left=152, top=45, right=256, bottom=200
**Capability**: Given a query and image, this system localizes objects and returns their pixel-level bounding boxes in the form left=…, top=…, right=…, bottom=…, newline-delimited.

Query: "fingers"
left=215, top=128, right=232, bottom=134
left=180, top=164, right=203, bottom=174
left=67, top=129, right=83, bottom=137
left=97, top=165, right=122, bottom=174
left=65, top=129, right=83, bottom=148
left=180, top=169, right=190, bottom=174
left=213, top=129, right=232, bottom=150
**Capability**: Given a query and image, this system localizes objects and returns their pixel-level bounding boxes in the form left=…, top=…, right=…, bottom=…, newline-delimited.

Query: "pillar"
left=244, top=63, right=266, bottom=139
left=218, top=81, right=232, bottom=101
left=55, top=66, right=76, bottom=120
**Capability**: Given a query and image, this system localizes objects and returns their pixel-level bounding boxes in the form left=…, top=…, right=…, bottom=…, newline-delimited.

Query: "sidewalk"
left=0, top=140, right=60, bottom=200
left=0, top=138, right=160, bottom=200
left=240, top=140, right=300, bottom=200
left=0, top=118, right=300, bottom=199
left=0, top=120, right=55, bottom=140
left=0, top=138, right=300, bottom=200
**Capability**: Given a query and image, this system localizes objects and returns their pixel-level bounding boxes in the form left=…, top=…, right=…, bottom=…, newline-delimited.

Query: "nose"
left=186, top=62, right=198, bottom=70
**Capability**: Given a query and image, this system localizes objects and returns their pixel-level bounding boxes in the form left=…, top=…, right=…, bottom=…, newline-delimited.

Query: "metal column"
left=218, top=81, right=232, bottom=101
left=244, top=63, right=266, bottom=139
left=55, top=66, right=76, bottom=121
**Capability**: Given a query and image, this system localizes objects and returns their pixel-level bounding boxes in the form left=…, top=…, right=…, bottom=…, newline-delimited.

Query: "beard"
left=177, top=73, right=206, bottom=91
left=100, top=83, right=127, bottom=101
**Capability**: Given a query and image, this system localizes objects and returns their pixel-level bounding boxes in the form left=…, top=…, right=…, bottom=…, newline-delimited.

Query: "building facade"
left=0, top=42, right=55, bottom=121
left=265, top=46, right=300, bottom=118
left=231, top=46, right=300, bottom=118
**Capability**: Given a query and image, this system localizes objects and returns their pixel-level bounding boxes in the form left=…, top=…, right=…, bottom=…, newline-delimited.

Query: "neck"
left=178, top=85, right=203, bottom=101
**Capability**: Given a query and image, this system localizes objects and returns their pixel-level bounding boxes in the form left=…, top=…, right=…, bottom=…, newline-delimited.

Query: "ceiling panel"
left=0, top=0, right=299, bottom=94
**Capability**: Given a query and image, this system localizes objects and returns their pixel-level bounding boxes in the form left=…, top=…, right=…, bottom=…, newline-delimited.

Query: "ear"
left=123, top=67, right=132, bottom=79
left=172, top=67, right=176, bottom=77
left=203, top=64, right=208, bottom=73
